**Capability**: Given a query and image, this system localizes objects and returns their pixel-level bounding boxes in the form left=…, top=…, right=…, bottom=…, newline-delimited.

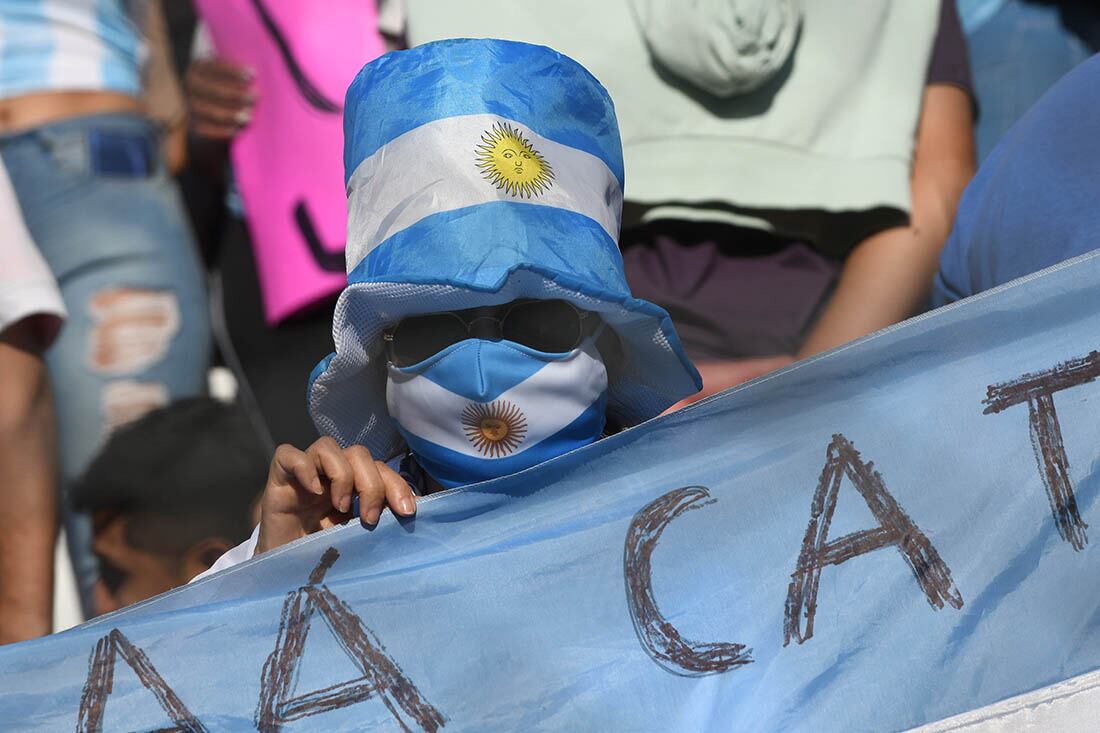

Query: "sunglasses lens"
left=390, top=314, right=468, bottom=366
left=502, top=300, right=584, bottom=353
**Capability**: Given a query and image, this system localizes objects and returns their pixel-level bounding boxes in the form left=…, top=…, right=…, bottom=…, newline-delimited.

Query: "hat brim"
left=308, top=266, right=701, bottom=459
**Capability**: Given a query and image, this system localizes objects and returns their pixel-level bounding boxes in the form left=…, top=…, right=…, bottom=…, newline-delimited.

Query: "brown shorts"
left=621, top=220, right=842, bottom=361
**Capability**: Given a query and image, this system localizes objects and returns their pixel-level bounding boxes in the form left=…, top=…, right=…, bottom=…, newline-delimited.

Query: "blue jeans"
left=967, top=0, right=1097, bottom=162
left=1, top=113, right=212, bottom=617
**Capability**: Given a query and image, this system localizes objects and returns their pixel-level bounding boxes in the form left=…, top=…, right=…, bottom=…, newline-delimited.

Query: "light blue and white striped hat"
left=308, top=39, right=701, bottom=460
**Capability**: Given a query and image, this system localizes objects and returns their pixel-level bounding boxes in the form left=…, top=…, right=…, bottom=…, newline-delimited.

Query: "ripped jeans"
left=1, top=113, right=211, bottom=617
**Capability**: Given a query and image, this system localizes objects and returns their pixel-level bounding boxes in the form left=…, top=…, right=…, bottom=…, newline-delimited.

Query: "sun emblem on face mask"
left=462, top=399, right=528, bottom=457
left=475, top=121, right=554, bottom=198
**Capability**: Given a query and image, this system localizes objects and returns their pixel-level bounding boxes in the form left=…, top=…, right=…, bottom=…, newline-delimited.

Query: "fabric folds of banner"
left=4, top=253, right=1100, bottom=730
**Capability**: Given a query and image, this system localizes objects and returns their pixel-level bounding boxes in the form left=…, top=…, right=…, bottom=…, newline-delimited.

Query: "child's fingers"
left=271, top=444, right=323, bottom=495
left=345, top=445, right=387, bottom=525
left=378, top=462, right=416, bottom=516
left=310, top=437, right=355, bottom=514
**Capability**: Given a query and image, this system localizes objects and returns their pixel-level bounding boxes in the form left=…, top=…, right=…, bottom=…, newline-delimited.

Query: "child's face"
left=383, top=298, right=611, bottom=488
left=383, top=299, right=594, bottom=368
left=91, top=512, right=210, bottom=615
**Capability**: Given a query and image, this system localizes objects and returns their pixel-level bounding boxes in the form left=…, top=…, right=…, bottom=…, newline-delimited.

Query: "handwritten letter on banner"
left=4, top=253, right=1100, bottom=731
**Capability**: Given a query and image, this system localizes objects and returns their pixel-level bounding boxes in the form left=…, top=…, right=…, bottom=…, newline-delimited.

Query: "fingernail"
left=400, top=497, right=415, bottom=515
left=235, top=109, right=252, bottom=125
left=366, top=509, right=380, bottom=525
left=339, top=496, right=351, bottom=513
left=239, top=67, right=256, bottom=80
left=312, top=478, right=323, bottom=494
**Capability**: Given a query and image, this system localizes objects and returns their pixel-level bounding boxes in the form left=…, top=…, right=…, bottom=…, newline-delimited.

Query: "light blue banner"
left=5, top=253, right=1100, bottom=731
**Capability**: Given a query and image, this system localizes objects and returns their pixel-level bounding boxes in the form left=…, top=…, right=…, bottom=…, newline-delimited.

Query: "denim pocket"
left=40, top=128, right=92, bottom=180
left=87, top=130, right=155, bottom=177
left=39, top=125, right=160, bottom=183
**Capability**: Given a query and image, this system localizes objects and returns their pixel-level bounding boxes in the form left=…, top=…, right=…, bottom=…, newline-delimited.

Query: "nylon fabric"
left=401, top=399, right=609, bottom=490
left=311, top=38, right=700, bottom=484
left=344, top=113, right=622, bottom=267
left=342, top=38, right=625, bottom=188
left=386, top=338, right=608, bottom=487
left=311, top=269, right=698, bottom=459
left=7, top=252, right=1100, bottom=730
left=346, top=201, right=628, bottom=292
left=394, top=339, right=575, bottom=405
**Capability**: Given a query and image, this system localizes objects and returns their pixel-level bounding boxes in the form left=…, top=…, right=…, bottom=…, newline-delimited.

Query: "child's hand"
left=256, top=437, right=417, bottom=555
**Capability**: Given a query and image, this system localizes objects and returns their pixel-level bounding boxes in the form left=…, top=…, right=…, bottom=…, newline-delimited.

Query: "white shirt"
left=0, top=160, right=66, bottom=343
left=189, top=524, right=259, bottom=583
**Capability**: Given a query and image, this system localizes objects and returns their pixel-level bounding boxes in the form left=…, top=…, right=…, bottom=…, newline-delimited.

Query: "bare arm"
left=797, top=85, right=975, bottom=358
left=141, top=0, right=189, bottom=174
left=0, top=319, right=58, bottom=644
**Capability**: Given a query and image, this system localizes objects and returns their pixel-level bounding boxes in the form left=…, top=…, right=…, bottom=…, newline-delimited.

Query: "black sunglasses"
left=383, top=300, right=597, bottom=367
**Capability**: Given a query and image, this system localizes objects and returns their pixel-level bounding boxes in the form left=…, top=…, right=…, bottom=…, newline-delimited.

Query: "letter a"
left=255, top=547, right=445, bottom=732
left=783, top=435, right=963, bottom=646
left=76, top=628, right=205, bottom=732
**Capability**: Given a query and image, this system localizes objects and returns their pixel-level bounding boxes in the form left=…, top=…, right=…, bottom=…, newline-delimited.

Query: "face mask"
left=386, top=336, right=608, bottom=488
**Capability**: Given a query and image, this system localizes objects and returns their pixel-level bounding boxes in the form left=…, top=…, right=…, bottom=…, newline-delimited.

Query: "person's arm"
left=662, top=355, right=794, bottom=413
left=142, top=0, right=189, bottom=174
left=797, top=84, right=975, bottom=358
left=182, top=54, right=255, bottom=186
left=0, top=319, right=58, bottom=644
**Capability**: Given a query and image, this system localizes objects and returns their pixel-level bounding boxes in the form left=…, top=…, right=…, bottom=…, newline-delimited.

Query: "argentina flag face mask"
left=386, top=336, right=609, bottom=489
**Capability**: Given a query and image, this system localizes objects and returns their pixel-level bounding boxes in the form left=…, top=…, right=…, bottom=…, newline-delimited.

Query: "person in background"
left=185, top=52, right=340, bottom=451
left=792, top=0, right=976, bottom=359
left=933, top=53, right=1100, bottom=306
left=0, top=0, right=213, bottom=618
left=72, top=398, right=267, bottom=614
left=197, top=39, right=701, bottom=575
left=183, top=4, right=386, bottom=451
left=959, top=0, right=1100, bottom=162
left=0, top=161, right=64, bottom=644
left=402, top=1, right=975, bottom=407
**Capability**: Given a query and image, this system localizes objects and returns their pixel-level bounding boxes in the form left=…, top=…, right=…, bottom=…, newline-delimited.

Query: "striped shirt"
left=0, top=0, right=146, bottom=101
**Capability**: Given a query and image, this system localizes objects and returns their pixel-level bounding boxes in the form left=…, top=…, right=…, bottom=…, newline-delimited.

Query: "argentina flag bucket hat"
left=308, top=38, right=701, bottom=461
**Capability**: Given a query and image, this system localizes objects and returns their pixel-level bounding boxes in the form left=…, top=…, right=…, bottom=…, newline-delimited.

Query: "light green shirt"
left=404, top=0, right=940, bottom=252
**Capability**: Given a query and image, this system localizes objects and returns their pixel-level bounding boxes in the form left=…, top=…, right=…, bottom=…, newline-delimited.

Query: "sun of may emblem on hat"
left=475, top=121, right=555, bottom=198
left=462, top=399, right=529, bottom=457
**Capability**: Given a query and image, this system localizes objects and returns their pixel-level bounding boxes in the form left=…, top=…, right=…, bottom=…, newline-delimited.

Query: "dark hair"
left=72, top=398, right=268, bottom=553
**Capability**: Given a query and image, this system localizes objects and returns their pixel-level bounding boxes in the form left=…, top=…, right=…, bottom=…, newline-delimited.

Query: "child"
left=201, top=39, right=701, bottom=573
left=73, top=399, right=267, bottom=612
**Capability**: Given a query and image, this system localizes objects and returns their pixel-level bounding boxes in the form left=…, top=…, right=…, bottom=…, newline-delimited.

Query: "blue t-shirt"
left=933, top=52, right=1100, bottom=306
